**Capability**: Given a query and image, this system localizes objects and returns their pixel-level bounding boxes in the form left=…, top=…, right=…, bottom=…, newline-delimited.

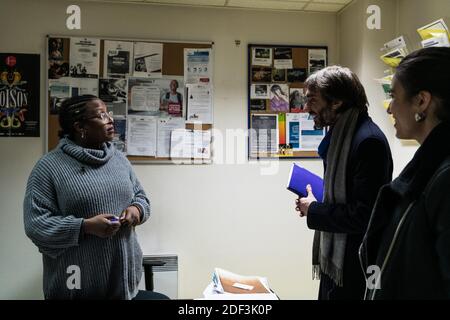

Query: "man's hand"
left=82, top=214, right=121, bottom=238
left=119, top=206, right=141, bottom=228
left=295, top=184, right=317, bottom=217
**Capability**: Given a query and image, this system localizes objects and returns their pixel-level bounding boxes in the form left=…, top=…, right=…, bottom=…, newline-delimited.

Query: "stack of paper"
left=417, top=19, right=450, bottom=48
left=202, top=268, right=278, bottom=300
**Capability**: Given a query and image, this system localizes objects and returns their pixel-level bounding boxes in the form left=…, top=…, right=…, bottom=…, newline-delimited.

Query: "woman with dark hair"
left=360, top=47, right=450, bottom=299
left=23, top=95, right=167, bottom=300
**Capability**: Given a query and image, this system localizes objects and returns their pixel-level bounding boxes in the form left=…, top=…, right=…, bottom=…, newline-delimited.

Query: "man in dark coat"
left=296, top=66, right=393, bottom=300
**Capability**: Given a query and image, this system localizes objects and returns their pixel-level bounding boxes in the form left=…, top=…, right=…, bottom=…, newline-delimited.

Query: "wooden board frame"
left=46, top=35, right=214, bottom=164
left=247, top=43, right=328, bottom=160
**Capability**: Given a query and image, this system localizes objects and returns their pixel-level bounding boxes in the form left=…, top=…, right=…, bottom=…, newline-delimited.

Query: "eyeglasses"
left=85, top=111, right=114, bottom=122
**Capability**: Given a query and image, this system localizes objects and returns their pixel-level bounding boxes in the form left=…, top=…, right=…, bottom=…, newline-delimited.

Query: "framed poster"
left=0, top=53, right=40, bottom=137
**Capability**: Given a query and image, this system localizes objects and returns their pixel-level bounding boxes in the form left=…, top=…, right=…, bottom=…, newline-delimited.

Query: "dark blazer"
left=362, top=122, right=450, bottom=299
left=307, top=111, right=393, bottom=300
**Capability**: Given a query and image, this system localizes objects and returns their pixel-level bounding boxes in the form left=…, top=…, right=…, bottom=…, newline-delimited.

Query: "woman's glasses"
left=85, top=111, right=114, bottom=122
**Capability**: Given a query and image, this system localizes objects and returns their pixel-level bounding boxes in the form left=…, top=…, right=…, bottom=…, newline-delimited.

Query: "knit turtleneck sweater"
left=23, top=138, right=150, bottom=300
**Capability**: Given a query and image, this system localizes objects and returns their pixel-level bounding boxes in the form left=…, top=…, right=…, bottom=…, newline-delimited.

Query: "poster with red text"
left=0, top=53, right=40, bottom=137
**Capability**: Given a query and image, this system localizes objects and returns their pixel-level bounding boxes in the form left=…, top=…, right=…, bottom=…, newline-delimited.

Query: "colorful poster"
left=286, top=113, right=325, bottom=151
left=0, top=53, right=40, bottom=137
left=278, top=113, right=286, bottom=146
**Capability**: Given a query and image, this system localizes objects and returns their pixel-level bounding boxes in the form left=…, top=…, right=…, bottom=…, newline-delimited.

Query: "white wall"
left=0, top=0, right=338, bottom=299
left=339, top=0, right=450, bottom=177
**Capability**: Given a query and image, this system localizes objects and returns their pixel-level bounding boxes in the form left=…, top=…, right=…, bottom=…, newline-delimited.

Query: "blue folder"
left=287, top=163, right=324, bottom=202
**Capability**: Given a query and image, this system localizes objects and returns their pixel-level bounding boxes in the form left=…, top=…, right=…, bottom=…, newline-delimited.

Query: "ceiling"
left=80, top=0, right=355, bottom=13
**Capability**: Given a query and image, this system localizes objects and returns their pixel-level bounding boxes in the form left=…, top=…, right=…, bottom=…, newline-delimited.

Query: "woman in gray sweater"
left=24, top=95, right=162, bottom=299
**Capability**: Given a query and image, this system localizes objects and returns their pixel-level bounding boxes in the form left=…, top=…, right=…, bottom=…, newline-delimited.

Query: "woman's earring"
left=415, top=112, right=426, bottom=122
left=81, top=130, right=85, bottom=139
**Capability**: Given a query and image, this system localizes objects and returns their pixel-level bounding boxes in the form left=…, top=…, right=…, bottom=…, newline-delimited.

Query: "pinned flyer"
left=417, top=18, right=450, bottom=41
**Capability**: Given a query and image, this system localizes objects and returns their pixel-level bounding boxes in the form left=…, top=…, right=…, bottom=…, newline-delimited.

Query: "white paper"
left=71, top=78, right=98, bottom=96
left=308, top=49, right=327, bottom=75
left=184, top=48, right=212, bottom=84
left=69, top=37, right=100, bottom=78
left=130, top=85, right=160, bottom=112
left=193, top=130, right=211, bottom=159
left=250, top=84, right=270, bottom=99
left=252, top=47, right=272, bottom=67
left=170, top=129, right=193, bottom=158
left=421, top=34, right=450, bottom=48
left=103, top=40, right=133, bottom=78
left=133, top=42, right=163, bottom=78
left=156, top=117, right=186, bottom=158
left=126, top=115, right=157, bottom=156
left=186, top=84, right=213, bottom=124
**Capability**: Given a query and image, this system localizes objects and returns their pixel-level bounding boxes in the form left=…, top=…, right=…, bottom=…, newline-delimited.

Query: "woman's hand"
left=82, top=214, right=121, bottom=238
left=295, top=184, right=317, bottom=217
left=119, top=206, right=141, bottom=228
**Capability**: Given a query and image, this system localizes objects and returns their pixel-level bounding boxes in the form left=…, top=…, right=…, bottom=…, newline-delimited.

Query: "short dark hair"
left=396, top=47, right=450, bottom=122
left=304, top=66, right=368, bottom=112
left=58, top=95, right=98, bottom=138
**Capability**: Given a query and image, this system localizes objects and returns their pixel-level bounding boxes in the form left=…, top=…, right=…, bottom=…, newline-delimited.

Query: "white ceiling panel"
left=58, top=0, right=354, bottom=13
left=144, top=0, right=226, bottom=6
left=304, top=2, right=345, bottom=12
left=227, top=0, right=309, bottom=11
left=311, top=0, right=352, bottom=4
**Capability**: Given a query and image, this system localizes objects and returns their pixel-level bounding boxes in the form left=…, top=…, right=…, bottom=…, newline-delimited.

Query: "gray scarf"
left=312, top=107, right=361, bottom=287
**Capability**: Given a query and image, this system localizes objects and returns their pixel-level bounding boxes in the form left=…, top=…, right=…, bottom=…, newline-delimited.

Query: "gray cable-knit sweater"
left=23, top=138, right=150, bottom=299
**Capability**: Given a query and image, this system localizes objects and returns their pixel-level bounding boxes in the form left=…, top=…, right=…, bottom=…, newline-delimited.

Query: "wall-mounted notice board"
left=46, top=35, right=214, bottom=164
left=247, top=44, right=328, bottom=160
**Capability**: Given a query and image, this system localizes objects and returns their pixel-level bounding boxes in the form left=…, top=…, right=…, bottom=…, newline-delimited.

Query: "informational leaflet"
left=69, top=37, right=100, bottom=78
left=186, top=84, right=213, bottom=124
left=308, top=49, right=327, bottom=75
left=103, top=40, right=133, bottom=78
left=126, top=115, right=157, bottom=156
left=156, top=117, right=186, bottom=158
left=193, top=130, right=211, bottom=159
left=286, top=113, right=325, bottom=151
left=133, top=42, right=163, bottom=78
left=170, top=129, right=193, bottom=158
left=71, top=78, right=98, bottom=96
left=274, top=47, right=293, bottom=69
left=169, top=129, right=211, bottom=159
left=128, top=78, right=160, bottom=113
left=252, top=47, right=272, bottom=67
left=184, top=48, right=212, bottom=84
left=250, top=114, right=279, bottom=154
